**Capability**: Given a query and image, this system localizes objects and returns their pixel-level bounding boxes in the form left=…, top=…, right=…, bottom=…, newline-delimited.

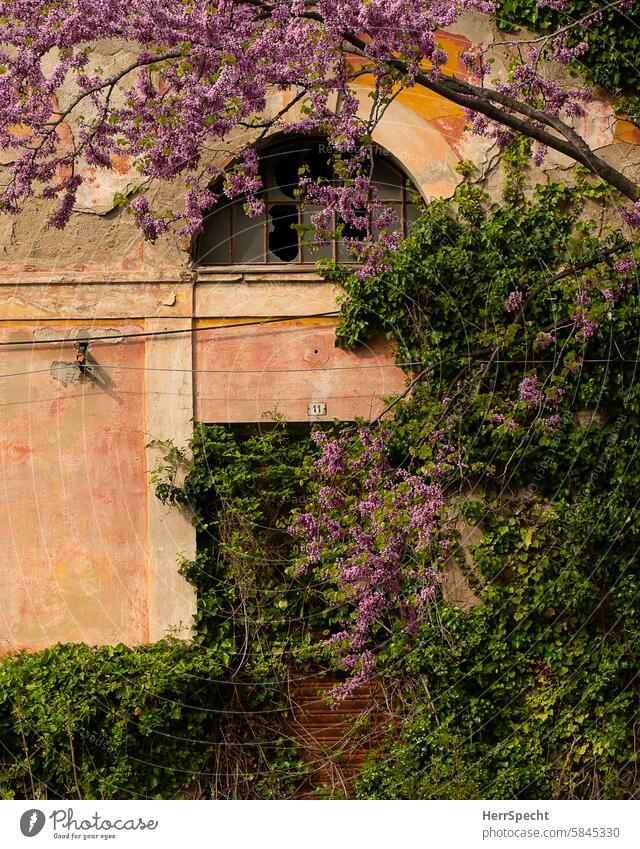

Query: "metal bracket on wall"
left=74, top=341, right=91, bottom=378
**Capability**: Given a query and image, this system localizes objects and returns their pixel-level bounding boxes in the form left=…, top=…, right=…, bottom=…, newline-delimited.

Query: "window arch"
left=196, top=138, right=420, bottom=266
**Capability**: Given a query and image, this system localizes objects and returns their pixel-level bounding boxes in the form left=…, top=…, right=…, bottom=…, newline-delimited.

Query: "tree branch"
left=338, top=30, right=639, bottom=202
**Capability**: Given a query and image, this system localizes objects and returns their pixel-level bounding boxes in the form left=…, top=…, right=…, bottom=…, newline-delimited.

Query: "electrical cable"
left=1, top=357, right=639, bottom=381
left=0, top=362, right=418, bottom=379
left=0, top=312, right=340, bottom=347
left=67, top=361, right=423, bottom=374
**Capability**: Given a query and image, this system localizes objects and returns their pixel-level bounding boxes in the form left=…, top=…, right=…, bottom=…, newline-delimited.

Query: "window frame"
left=195, top=138, right=420, bottom=269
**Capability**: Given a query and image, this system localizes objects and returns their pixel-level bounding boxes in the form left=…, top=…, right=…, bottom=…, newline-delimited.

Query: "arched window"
left=196, top=138, right=420, bottom=266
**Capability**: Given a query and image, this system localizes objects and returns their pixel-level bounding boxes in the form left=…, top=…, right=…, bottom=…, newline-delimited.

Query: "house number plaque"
left=308, top=402, right=327, bottom=416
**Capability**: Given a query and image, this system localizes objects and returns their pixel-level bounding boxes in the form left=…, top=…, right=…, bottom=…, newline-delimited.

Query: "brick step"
left=286, top=672, right=388, bottom=798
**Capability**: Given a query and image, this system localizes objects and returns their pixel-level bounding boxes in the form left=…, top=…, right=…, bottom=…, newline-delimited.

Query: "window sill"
left=196, top=264, right=326, bottom=284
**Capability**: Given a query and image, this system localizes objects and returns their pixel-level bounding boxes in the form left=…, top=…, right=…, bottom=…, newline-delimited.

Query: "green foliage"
left=357, top=491, right=640, bottom=798
left=497, top=1, right=640, bottom=99
left=333, top=174, right=636, bottom=478
left=0, top=641, right=225, bottom=799
left=327, top=171, right=640, bottom=798
left=501, top=135, right=533, bottom=205
left=0, top=425, right=316, bottom=800
left=152, top=422, right=321, bottom=666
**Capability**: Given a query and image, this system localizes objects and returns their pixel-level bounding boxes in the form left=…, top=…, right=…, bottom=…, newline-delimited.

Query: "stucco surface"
left=0, top=20, right=638, bottom=651
left=194, top=319, right=407, bottom=423
left=0, top=323, right=149, bottom=651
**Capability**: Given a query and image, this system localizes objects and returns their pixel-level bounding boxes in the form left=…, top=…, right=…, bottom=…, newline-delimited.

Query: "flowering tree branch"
left=0, top=0, right=637, bottom=247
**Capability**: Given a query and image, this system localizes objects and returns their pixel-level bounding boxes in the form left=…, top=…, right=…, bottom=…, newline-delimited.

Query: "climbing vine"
left=497, top=1, right=640, bottom=117
left=0, top=642, right=227, bottom=799
left=314, top=163, right=640, bottom=798
left=2, top=157, right=640, bottom=799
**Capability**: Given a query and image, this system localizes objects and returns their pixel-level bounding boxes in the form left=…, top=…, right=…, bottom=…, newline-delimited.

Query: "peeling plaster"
left=74, top=171, right=151, bottom=216
left=50, top=361, right=80, bottom=386
left=33, top=327, right=124, bottom=343
left=68, top=327, right=124, bottom=343
left=32, top=327, right=62, bottom=342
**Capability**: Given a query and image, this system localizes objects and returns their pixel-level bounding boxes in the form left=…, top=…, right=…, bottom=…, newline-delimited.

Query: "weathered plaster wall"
left=194, top=316, right=406, bottom=423
left=0, top=19, right=638, bottom=651
left=0, top=323, right=149, bottom=650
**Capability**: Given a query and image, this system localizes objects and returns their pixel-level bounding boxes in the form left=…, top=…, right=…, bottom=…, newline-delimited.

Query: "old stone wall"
left=0, top=15, right=638, bottom=650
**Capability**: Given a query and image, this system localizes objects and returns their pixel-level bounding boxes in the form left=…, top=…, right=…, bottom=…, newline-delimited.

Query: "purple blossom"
left=614, top=258, right=636, bottom=274
left=505, top=290, right=524, bottom=313
left=518, top=374, right=544, bottom=409
left=538, top=0, right=567, bottom=8
left=571, top=287, right=599, bottom=339
left=536, top=332, right=555, bottom=348
left=533, top=144, right=548, bottom=166
left=541, top=415, right=561, bottom=435
left=130, top=196, right=169, bottom=241
left=573, top=288, right=591, bottom=309
left=565, top=355, right=584, bottom=375
left=290, top=425, right=453, bottom=701
left=550, top=35, right=588, bottom=66
left=620, top=202, right=640, bottom=228
left=327, top=651, right=376, bottom=704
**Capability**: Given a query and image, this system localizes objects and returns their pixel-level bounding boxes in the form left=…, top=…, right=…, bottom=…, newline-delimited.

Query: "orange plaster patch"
left=56, top=120, right=74, bottom=151
left=430, top=115, right=467, bottom=157
left=615, top=118, right=640, bottom=146
left=111, top=154, right=131, bottom=175
left=348, top=29, right=471, bottom=126
left=9, top=123, right=31, bottom=139
left=396, top=85, right=464, bottom=123
left=0, top=440, right=34, bottom=461
left=434, top=31, right=473, bottom=78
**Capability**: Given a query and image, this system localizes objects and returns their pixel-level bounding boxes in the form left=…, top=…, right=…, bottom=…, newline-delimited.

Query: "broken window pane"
left=197, top=138, right=419, bottom=266
left=268, top=204, right=299, bottom=262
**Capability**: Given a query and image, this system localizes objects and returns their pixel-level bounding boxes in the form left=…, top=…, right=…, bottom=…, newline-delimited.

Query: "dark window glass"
left=233, top=201, right=264, bottom=263
left=196, top=139, right=420, bottom=266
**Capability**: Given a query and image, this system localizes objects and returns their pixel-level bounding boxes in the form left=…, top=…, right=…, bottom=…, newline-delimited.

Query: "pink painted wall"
left=0, top=324, right=149, bottom=651
left=194, top=319, right=408, bottom=423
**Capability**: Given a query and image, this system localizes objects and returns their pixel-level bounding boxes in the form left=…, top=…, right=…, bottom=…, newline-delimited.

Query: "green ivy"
left=497, top=1, right=640, bottom=102
left=325, top=168, right=640, bottom=799
left=357, top=492, right=640, bottom=798
left=0, top=642, right=226, bottom=799
left=152, top=422, right=323, bottom=666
